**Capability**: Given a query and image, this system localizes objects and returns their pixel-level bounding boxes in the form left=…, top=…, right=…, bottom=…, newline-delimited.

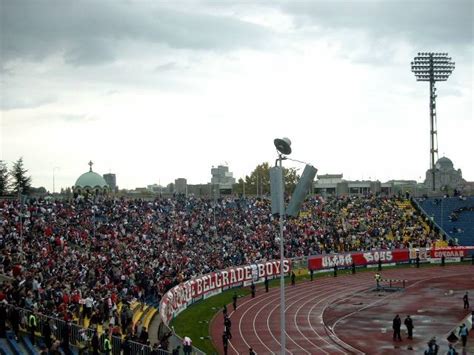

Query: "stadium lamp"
left=270, top=137, right=316, bottom=355
left=274, top=137, right=292, bottom=156
left=411, top=52, right=455, bottom=191
left=272, top=137, right=291, bottom=355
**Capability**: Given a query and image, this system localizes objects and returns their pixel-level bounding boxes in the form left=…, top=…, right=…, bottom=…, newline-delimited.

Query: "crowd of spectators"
left=0, top=194, right=439, bottom=348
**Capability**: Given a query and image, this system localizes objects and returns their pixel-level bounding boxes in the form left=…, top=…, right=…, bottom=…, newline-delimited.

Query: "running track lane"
left=211, top=265, right=473, bottom=354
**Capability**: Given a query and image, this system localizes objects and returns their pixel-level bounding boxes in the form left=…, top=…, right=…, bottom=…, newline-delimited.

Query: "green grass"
left=170, top=261, right=474, bottom=353
left=170, top=287, right=250, bottom=354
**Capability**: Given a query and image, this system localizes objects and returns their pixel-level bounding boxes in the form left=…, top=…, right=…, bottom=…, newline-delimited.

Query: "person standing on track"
left=375, top=272, right=382, bottom=290
left=291, top=271, right=296, bottom=286
left=264, top=276, right=269, bottom=292
left=392, top=314, right=402, bottom=341
left=446, top=343, right=457, bottom=355
left=250, top=282, right=256, bottom=298
left=224, top=315, right=232, bottom=339
left=232, top=292, right=238, bottom=311
left=404, top=315, right=414, bottom=339
left=424, top=337, right=439, bottom=354
left=222, top=331, right=229, bottom=355
left=458, top=323, right=469, bottom=348
left=463, top=291, right=469, bottom=309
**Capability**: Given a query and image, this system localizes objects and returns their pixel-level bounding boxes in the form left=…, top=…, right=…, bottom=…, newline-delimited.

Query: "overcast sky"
left=1, top=0, right=473, bottom=191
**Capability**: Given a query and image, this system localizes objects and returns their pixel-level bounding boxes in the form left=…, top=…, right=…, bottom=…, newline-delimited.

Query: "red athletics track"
left=210, top=265, right=474, bottom=354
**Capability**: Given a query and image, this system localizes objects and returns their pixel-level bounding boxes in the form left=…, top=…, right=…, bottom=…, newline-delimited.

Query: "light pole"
left=53, top=167, right=60, bottom=194
left=411, top=52, right=455, bottom=191
left=273, top=137, right=292, bottom=355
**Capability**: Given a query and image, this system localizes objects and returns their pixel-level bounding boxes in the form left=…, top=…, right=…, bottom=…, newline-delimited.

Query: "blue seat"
left=5, top=332, right=23, bottom=355
left=0, top=338, right=11, bottom=355
left=416, top=197, right=474, bottom=245
left=22, top=335, right=37, bottom=355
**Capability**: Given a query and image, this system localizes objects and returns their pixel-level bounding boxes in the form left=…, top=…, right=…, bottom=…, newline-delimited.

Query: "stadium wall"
left=159, top=259, right=291, bottom=325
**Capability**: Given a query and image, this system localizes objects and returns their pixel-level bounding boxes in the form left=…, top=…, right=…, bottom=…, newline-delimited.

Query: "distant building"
left=211, top=165, right=235, bottom=194
left=175, top=178, right=187, bottom=194
left=103, top=173, right=117, bottom=191
left=313, top=174, right=422, bottom=196
left=424, top=157, right=465, bottom=191
left=146, top=184, right=163, bottom=194
left=186, top=183, right=218, bottom=198
left=313, top=174, right=343, bottom=195
left=73, top=161, right=109, bottom=196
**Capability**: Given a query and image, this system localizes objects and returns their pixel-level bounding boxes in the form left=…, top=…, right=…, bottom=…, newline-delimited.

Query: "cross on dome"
left=88, top=160, right=93, bottom=172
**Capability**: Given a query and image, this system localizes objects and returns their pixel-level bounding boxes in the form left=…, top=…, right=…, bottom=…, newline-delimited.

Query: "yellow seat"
left=143, top=307, right=158, bottom=329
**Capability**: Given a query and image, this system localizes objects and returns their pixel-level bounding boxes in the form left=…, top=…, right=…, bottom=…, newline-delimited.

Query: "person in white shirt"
left=183, top=336, right=192, bottom=355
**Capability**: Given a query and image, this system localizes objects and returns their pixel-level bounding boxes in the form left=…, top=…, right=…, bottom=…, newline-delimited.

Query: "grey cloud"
left=155, top=62, right=180, bottom=72
left=64, top=39, right=116, bottom=66
left=277, top=0, right=473, bottom=47
left=1, top=0, right=269, bottom=67
left=0, top=95, right=56, bottom=111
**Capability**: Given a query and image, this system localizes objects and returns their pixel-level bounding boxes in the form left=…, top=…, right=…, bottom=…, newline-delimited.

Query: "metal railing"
left=157, top=323, right=205, bottom=355
left=2, top=304, right=170, bottom=355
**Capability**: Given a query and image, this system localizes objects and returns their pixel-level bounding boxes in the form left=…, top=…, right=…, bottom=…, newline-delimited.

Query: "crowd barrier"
left=159, top=259, right=291, bottom=325
left=158, top=259, right=292, bottom=353
left=3, top=304, right=170, bottom=355
left=307, top=246, right=474, bottom=271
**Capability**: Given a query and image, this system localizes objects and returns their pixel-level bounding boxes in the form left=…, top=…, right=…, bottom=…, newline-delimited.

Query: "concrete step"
left=5, top=332, right=28, bottom=355
left=0, top=338, right=11, bottom=355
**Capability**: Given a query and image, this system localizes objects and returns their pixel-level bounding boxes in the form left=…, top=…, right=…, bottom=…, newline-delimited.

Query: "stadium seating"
left=415, top=197, right=474, bottom=245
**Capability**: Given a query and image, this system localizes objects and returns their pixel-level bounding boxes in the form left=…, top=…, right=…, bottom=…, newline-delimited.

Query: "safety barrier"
left=159, top=258, right=292, bottom=354
left=308, top=246, right=474, bottom=271
left=2, top=304, right=170, bottom=355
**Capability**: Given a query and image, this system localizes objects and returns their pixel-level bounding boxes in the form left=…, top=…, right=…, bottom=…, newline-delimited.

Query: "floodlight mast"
left=273, top=137, right=291, bottom=355
left=411, top=52, right=455, bottom=191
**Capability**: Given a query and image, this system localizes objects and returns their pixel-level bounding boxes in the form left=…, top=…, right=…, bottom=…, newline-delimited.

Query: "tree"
left=234, top=162, right=300, bottom=196
left=0, top=160, right=9, bottom=195
left=10, top=157, right=32, bottom=195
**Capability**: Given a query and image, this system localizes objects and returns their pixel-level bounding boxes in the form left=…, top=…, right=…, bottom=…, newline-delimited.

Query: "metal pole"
left=18, top=190, right=23, bottom=253
left=429, top=54, right=437, bottom=191
left=53, top=167, right=59, bottom=194
left=279, top=154, right=286, bottom=354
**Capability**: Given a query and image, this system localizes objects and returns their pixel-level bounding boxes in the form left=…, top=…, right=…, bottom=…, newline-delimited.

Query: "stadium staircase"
left=394, top=199, right=447, bottom=246
left=415, top=196, right=474, bottom=245
left=77, top=298, right=158, bottom=336
left=0, top=298, right=160, bottom=354
left=0, top=331, right=79, bottom=355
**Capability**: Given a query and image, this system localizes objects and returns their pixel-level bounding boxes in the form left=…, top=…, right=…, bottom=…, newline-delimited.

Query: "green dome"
left=75, top=171, right=108, bottom=188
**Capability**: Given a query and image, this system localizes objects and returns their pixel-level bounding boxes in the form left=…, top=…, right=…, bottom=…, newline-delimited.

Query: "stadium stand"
left=415, top=196, right=474, bottom=245
left=0, top=194, right=445, bottom=352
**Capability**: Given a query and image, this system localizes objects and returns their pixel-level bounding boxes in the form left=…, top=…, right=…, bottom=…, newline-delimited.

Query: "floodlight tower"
left=411, top=52, right=455, bottom=191
left=273, top=137, right=291, bottom=355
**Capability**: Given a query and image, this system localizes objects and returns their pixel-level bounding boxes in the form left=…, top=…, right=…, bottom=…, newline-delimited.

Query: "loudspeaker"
left=270, top=166, right=284, bottom=215
left=286, top=164, right=317, bottom=218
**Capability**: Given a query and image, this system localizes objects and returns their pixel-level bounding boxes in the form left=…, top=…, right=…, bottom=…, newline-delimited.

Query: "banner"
left=430, top=246, right=474, bottom=258
left=409, top=247, right=430, bottom=261
left=308, top=249, right=410, bottom=270
left=159, top=259, right=291, bottom=325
